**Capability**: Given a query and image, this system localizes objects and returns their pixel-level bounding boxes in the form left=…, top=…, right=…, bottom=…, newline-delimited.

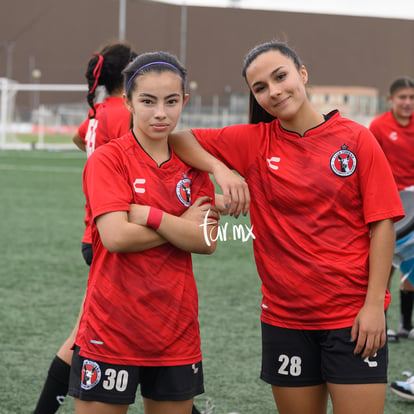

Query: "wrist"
left=211, top=159, right=226, bottom=175
left=146, top=207, right=163, bottom=230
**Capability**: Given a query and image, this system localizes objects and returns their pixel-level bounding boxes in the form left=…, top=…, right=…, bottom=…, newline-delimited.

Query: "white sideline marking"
left=0, top=164, right=82, bottom=173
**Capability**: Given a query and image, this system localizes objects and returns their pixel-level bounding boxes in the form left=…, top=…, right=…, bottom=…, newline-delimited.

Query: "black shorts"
left=68, top=346, right=204, bottom=405
left=81, top=242, right=93, bottom=266
left=260, top=322, right=388, bottom=387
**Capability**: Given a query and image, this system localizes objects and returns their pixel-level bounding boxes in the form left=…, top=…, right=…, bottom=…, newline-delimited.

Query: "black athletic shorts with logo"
left=260, top=322, right=388, bottom=387
left=68, top=346, right=204, bottom=404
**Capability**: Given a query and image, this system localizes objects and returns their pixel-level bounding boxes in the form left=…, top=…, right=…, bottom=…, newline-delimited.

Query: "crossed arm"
left=96, top=196, right=219, bottom=255
left=169, top=130, right=251, bottom=216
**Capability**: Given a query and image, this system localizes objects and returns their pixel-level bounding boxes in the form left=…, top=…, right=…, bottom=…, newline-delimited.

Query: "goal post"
left=0, top=77, right=88, bottom=149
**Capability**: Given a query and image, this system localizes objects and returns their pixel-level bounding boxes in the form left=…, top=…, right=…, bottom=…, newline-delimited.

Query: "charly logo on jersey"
left=267, top=156, right=281, bottom=171
left=80, top=360, right=102, bottom=390
left=176, top=173, right=191, bottom=207
left=389, top=131, right=398, bottom=141
left=133, top=178, right=146, bottom=193
left=330, top=144, right=357, bottom=177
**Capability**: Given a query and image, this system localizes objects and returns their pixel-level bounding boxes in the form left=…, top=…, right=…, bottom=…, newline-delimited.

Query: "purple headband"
left=125, top=61, right=185, bottom=94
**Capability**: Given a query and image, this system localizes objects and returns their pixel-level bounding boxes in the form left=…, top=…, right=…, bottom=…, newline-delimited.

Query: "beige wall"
left=1, top=0, right=413, bottom=109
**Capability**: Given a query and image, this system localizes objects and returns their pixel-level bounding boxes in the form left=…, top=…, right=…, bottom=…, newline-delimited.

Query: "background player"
left=34, top=42, right=137, bottom=413
left=369, top=77, right=414, bottom=340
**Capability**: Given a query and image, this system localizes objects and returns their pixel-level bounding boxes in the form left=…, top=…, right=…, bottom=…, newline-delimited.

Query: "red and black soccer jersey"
left=192, top=110, right=404, bottom=330
left=77, top=97, right=131, bottom=244
left=76, top=131, right=214, bottom=366
left=369, top=110, right=414, bottom=190
left=78, top=96, right=131, bottom=156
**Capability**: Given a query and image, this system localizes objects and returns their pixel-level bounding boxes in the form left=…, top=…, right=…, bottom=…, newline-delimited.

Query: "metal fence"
left=0, top=78, right=250, bottom=150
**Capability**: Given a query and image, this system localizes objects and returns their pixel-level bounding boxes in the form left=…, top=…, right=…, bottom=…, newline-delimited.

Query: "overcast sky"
left=149, top=0, right=414, bottom=20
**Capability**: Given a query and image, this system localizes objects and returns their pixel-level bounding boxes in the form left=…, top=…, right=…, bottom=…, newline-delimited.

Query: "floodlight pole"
left=6, top=42, right=15, bottom=80
left=180, top=3, right=187, bottom=66
left=0, top=78, right=8, bottom=148
left=119, top=0, right=127, bottom=40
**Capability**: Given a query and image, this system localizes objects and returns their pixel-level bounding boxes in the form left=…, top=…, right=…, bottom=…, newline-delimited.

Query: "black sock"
left=192, top=405, right=201, bottom=414
left=33, top=355, right=71, bottom=414
left=400, top=290, right=414, bottom=331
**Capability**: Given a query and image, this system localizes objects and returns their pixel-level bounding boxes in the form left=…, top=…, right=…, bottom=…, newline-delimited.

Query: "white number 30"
left=278, top=354, right=302, bottom=376
left=103, top=368, right=129, bottom=391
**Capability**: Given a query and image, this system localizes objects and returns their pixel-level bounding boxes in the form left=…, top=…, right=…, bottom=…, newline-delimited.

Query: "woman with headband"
left=68, top=51, right=219, bottom=414
left=34, top=42, right=138, bottom=414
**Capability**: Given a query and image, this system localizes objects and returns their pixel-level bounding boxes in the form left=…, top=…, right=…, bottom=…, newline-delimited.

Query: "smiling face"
left=245, top=49, right=309, bottom=123
left=124, top=70, right=188, bottom=145
left=389, top=86, right=414, bottom=125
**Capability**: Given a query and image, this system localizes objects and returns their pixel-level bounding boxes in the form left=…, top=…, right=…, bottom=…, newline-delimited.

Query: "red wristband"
left=146, top=207, right=163, bottom=230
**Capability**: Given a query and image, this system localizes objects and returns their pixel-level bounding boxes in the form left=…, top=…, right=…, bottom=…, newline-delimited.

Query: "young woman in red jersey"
left=73, top=43, right=138, bottom=267
left=34, top=42, right=137, bottom=414
left=369, top=77, right=414, bottom=340
left=68, top=51, right=219, bottom=414
left=169, top=41, right=404, bottom=414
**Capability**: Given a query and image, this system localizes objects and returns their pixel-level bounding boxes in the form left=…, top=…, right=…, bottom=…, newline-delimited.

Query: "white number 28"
left=277, top=354, right=302, bottom=377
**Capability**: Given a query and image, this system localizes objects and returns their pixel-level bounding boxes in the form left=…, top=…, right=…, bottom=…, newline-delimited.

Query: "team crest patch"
left=176, top=174, right=191, bottom=207
left=330, top=144, right=357, bottom=177
left=80, top=359, right=101, bottom=390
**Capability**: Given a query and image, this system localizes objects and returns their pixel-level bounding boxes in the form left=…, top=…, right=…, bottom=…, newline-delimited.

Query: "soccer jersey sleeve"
left=192, top=122, right=269, bottom=176
left=190, top=169, right=216, bottom=204
left=77, top=117, right=89, bottom=142
left=83, top=143, right=132, bottom=222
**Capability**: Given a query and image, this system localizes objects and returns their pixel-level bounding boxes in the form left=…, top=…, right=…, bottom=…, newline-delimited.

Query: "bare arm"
left=72, top=132, right=86, bottom=152
left=351, top=218, right=395, bottom=357
left=169, top=130, right=250, bottom=217
left=97, top=196, right=219, bottom=254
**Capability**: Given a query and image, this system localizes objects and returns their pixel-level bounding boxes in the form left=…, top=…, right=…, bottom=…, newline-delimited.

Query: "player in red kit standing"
left=369, top=77, right=414, bottom=341
left=169, top=41, right=404, bottom=414
left=73, top=42, right=137, bottom=266
left=33, top=42, right=137, bottom=414
left=369, top=78, right=414, bottom=191
left=68, top=51, right=218, bottom=414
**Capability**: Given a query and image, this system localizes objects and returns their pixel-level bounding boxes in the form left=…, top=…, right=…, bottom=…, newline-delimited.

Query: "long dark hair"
left=242, top=41, right=302, bottom=124
left=85, top=42, right=137, bottom=118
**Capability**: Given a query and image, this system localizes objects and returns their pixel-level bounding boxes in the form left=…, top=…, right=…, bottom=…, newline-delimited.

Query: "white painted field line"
left=0, top=163, right=82, bottom=173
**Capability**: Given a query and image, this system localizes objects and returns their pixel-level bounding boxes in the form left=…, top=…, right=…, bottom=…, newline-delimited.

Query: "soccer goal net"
left=0, top=77, right=251, bottom=151
left=0, top=77, right=89, bottom=150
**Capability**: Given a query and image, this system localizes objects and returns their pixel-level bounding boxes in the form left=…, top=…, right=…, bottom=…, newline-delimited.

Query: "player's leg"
left=261, top=323, right=328, bottom=414
left=386, top=266, right=399, bottom=341
left=321, top=327, right=387, bottom=414
left=68, top=346, right=141, bottom=413
left=141, top=363, right=204, bottom=414
left=271, top=384, right=328, bottom=414
left=33, top=298, right=85, bottom=413
left=143, top=398, right=194, bottom=414
left=57, top=298, right=84, bottom=363
left=34, top=242, right=91, bottom=413
left=399, top=275, right=414, bottom=337
left=327, top=383, right=386, bottom=414
left=74, top=399, right=129, bottom=414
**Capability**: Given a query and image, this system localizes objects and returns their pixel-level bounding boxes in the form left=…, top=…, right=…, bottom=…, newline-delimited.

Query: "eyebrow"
left=251, top=65, right=284, bottom=89
left=138, top=92, right=181, bottom=100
